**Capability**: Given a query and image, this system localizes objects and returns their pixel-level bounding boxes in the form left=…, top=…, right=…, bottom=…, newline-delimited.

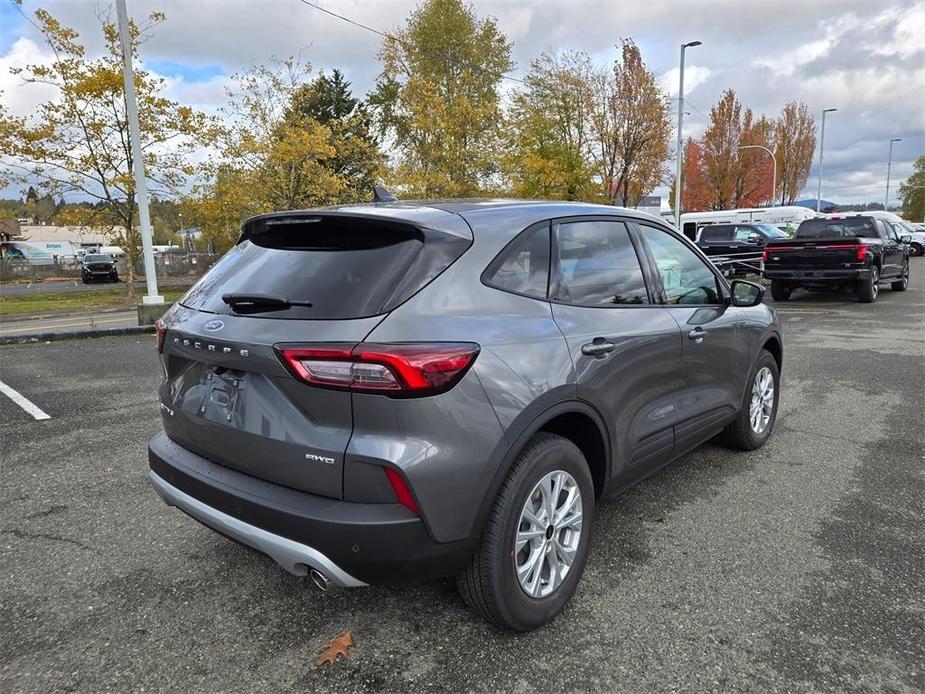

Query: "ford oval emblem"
left=202, top=319, right=225, bottom=332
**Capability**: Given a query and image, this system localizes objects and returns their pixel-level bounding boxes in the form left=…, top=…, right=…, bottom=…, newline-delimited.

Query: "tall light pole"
left=885, top=138, right=902, bottom=211
left=674, top=40, right=702, bottom=230
left=115, top=0, right=162, bottom=305
left=738, top=145, right=777, bottom=207
left=815, top=107, right=837, bottom=213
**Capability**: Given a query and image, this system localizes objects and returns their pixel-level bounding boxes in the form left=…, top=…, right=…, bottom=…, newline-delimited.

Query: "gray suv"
left=148, top=200, right=783, bottom=630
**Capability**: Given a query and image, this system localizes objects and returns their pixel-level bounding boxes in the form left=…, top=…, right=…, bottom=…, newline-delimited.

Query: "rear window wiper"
left=221, top=293, right=313, bottom=311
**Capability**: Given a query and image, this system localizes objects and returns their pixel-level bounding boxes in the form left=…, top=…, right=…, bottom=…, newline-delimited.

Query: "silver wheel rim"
left=749, top=366, right=775, bottom=434
left=514, top=470, right=583, bottom=599
left=871, top=268, right=879, bottom=298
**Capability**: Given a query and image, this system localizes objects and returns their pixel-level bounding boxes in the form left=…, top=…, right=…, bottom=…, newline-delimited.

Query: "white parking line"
left=0, top=380, right=51, bottom=420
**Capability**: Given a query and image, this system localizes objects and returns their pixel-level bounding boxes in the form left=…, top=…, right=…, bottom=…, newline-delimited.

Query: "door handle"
left=581, top=338, right=616, bottom=358
left=688, top=327, right=708, bottom=344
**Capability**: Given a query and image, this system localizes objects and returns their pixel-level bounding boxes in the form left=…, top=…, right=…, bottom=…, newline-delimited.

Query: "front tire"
left=856, top=265, right=879, bottom=303
left=891, top=260, right=909, bottom=291
left=910, top=243, right=922, bottom=257
left=770, top=280, right=791, bottom=302
left=457, top=433, right=595, bottom=631
left=721, top=350, right=780, bottom=451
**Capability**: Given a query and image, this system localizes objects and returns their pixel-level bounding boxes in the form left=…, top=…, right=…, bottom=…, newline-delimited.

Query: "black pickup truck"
left=696, top=223, right=791, bottom=276
left=762, top=215, right=911, bottom=303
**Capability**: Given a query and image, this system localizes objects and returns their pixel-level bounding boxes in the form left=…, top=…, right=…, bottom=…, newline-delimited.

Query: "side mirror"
left=900, top=234, right=912, bottom=243
left=730, top=280, right=765, bottom=307
left=747, top=234, right=761, bottom=245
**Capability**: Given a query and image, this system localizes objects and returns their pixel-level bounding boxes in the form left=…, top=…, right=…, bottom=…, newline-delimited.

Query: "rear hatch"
left=764, top=217, right=878, bottom=270
left=158, top=209, right=471, bottom=499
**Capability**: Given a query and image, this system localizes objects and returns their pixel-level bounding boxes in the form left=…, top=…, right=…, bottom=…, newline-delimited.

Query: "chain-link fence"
left=0, top=253, right=221, bottom=283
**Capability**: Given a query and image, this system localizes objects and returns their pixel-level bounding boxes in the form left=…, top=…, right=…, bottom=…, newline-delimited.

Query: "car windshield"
left=795, top=218, right=876, bottom=239
left=755, top=224, right=789, bottom=238
left=84, top=254, right=110, bottom=263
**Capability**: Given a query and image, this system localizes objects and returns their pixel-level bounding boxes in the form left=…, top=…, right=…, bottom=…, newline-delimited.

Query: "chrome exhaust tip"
left=310, top=568, right=332, bottom=591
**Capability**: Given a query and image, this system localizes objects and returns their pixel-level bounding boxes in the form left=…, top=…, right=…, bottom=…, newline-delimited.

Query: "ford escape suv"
left=148, top=199, right=783, bottom=631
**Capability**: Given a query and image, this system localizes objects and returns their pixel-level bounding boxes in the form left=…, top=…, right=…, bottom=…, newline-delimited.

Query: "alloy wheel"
left=514, top=470, right=583, bottom=598
left=749, top=366, right=774, bottom=434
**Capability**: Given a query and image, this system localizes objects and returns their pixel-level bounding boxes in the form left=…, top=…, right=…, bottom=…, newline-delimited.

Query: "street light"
left=815, top=107, right=837, bottom=213
left=885, top=138, right=902, bottom=210
left=115, top=0, right=162, bottom=305
left=738, top=145, right=777, bottom=207
left=674, top=40, right=702, bottom=230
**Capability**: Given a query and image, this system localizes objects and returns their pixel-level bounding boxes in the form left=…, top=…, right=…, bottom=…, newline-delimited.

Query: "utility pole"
left=738, top=145, right=777, bottom=207
left=674, top=40, right=702, bottom=230
left=115, top=0, right=162, bottom=305
left=885, top=138, right=902, bottom=211
left=815, top=107, right=837, bottom=213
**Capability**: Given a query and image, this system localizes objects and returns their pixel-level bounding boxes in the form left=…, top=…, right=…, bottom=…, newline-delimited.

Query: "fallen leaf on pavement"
left=315, top=630, right=355, bottom=667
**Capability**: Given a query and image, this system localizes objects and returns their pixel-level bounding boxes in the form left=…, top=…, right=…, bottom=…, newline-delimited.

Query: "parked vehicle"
left=762, top=215, right=911, bottom=303
left=680, top=206, right=818, bottom=242
left=148, top=199, right=783, bottom=631
left=695, top=223, right=790, bottom=276
left=819, top=210, right=923, bottom=257
left=80, top=253, right=119, bottom=283
left=889, top=220, right=924, bottom=257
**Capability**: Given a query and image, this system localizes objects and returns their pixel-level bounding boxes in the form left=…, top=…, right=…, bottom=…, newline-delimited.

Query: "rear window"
left=795, top=218, right=877, bottom=239
left=700, top=225, right=733, bottom=241
left=179, top=216, right=469, bottom=319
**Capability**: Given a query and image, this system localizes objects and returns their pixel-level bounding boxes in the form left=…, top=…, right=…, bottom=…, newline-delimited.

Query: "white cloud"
left=659, top=65, right=712, bottom=98
left=0, top=37, right=58, bottom=117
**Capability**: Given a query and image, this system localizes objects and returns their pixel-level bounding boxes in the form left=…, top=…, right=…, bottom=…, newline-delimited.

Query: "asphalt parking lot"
left=1, top=268, right=923, bottom=692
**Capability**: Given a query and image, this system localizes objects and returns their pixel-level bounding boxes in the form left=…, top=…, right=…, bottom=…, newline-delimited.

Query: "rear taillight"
left=155, top=319, right=167, bottom=353
left=763, top=246, right=790, bottom=262
left=856, top=245, right=868, bottom=261
left=277, top=343, right=480, bottom=397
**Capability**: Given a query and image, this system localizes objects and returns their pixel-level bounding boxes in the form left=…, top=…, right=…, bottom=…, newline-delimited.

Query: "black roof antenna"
left=372, top=185, right=398, bottom=203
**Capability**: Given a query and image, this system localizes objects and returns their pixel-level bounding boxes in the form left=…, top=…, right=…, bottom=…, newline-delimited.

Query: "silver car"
left=149, top=199, right=783, bottom=630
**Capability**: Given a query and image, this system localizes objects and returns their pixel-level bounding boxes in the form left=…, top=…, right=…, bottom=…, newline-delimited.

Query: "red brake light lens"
left=856, top=245, right=868, bottom=261
left=155, top=318, right=167, bottom=353
left=277, top=343, right=480, bottom=397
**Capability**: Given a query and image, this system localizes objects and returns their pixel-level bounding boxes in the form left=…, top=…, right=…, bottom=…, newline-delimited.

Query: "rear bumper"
left=148, top=431, right=475, bottom=585
left=763, top=268, right=870, bottom=282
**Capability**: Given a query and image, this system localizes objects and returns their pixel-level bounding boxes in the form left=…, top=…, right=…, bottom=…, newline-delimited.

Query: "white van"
left=680, top=206, right=818, bottom=241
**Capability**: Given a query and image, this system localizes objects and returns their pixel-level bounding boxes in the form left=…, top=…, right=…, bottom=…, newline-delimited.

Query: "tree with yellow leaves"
left=0, top=8, right=214, bottom=290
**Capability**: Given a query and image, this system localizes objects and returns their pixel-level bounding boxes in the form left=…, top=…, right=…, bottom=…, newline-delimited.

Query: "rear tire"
left=770, top=280, right=791, bottom=302
left=856, top=265, right=879, bottom=303
left=457, top=433, right=594, bottom=631
left=721, top=350, right=780, bottom=451
left=891, top=260, right=909, bottom=291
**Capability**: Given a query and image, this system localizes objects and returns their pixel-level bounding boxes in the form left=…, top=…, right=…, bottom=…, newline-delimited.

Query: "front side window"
left=483, top=223, right=550, bottom=299
left=636, top=224, right=723, bottom=305
left=733, top=226, right=758, bottom=242
left=553, top=220, right=649, bottom=306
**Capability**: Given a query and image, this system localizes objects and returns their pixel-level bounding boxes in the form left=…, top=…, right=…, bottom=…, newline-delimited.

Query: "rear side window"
left=795, top=218, right=876, bottom=239
left=552, top=220, right=649, bottom=306
left=701, top=225, right=733, bottom=241
left=482, top=223, right=550, bottom=299
left=179, top=216, right=469, bottom=320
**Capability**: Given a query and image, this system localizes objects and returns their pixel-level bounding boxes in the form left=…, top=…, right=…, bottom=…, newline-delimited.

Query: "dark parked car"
left=696, top=223, right=790, bottom=275
left=762, top=215, right=910, bottom=303
left=148, top=199, right=783, bottom=630
left=80, top=253, right=119, bottom=283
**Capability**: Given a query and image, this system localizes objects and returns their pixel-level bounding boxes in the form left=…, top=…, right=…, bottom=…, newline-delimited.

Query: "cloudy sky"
left=2, top=0, right=923, bottom=207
